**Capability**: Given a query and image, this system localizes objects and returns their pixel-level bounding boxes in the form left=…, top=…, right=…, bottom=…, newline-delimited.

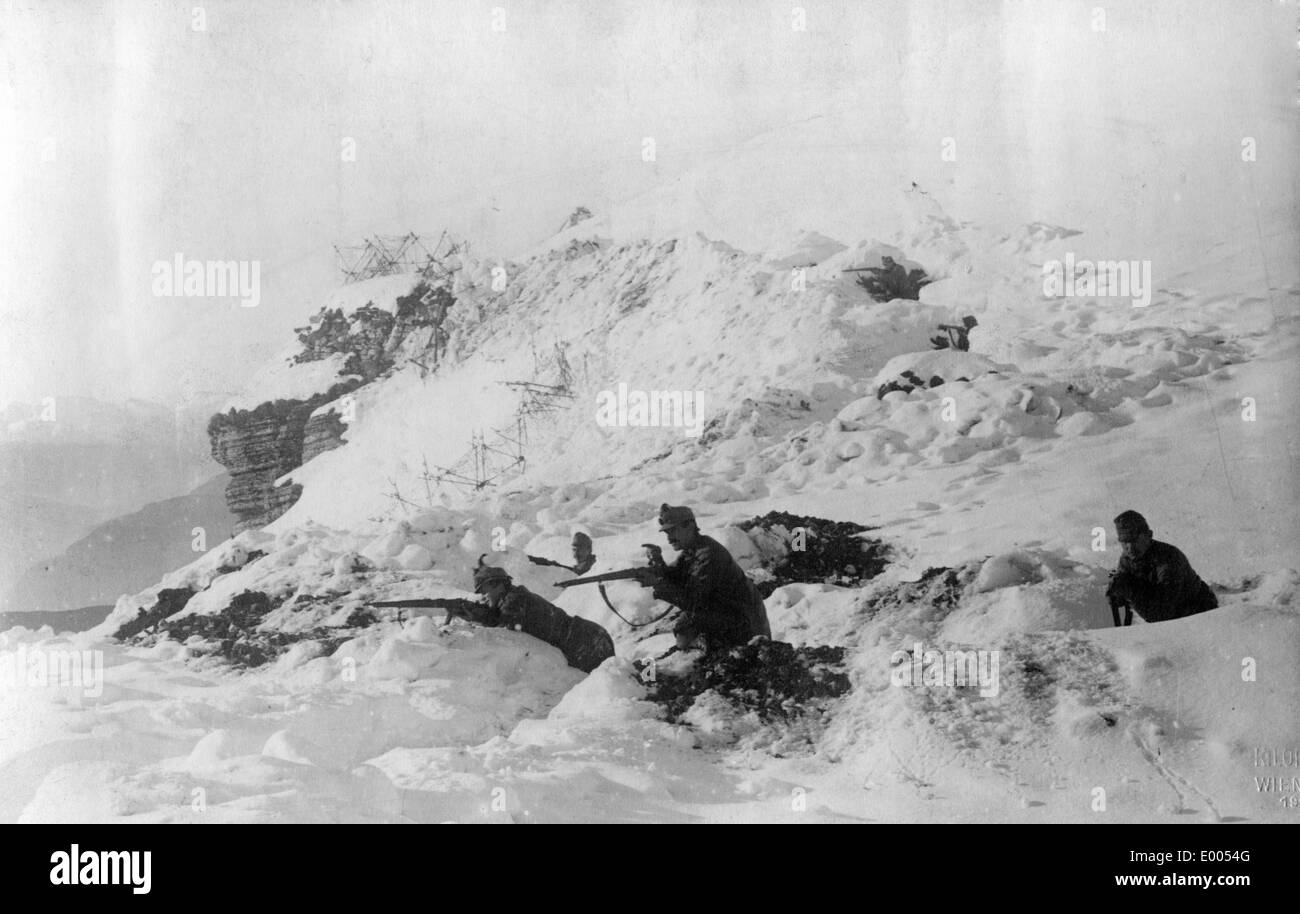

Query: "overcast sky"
left=2, top=0, right=1295, bottom=408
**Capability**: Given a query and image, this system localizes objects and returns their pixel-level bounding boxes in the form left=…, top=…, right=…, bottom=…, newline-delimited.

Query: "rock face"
left=210, top=418, right=304, bottom=533
left=209, top=277, right=460, bottom=532
left=208, top=382, right=361, bottom=532
left=301, top=408, right=350, bottom=465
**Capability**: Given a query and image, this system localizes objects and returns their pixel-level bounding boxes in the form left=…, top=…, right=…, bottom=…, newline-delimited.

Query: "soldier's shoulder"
left=508, top=585, right=557, bottom=609
left=500, top=585, right=530, bottom=606
left=1150, top=540, right=1190, bottom=563
left=697, top=534, right=732, bottom=557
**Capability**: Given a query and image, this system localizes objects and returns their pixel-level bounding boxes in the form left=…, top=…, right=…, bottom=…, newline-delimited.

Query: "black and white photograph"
left=1, top=0, right=1296, bottom=850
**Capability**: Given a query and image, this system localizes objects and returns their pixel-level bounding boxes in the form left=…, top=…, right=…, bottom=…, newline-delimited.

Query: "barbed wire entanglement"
left=334, top=231, right=467, bottom=284
left=380, top=343, right=576, bottom=505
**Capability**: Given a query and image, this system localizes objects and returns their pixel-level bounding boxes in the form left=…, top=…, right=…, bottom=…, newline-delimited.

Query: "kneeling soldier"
left=636, top=504, right=771, bottom=654
left=1107, top=510, right=1218, bottom=625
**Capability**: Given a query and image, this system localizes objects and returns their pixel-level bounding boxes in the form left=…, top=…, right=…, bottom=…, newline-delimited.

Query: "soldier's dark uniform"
left=496, top=584, right=615, bottom=674
left=651, top=523, right=771, bottom=651
left=473, top=563, right=615, bottom=673
left=1110, top=540, right=1218, bottom=623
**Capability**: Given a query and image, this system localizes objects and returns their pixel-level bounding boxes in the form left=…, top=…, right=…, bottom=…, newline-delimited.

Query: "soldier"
left=931, top=315, right=978, bottom=351
left=1106, top=510, right=1218, bottom=625
left=635, top=504, right=771, bottom=654
left=881, top=256, right=908, bottom=289
left=570, top=532, right=596, bottom=576
left=473, top=561, right=615, bottom=673
left=525, top=531, right=596, bottom=575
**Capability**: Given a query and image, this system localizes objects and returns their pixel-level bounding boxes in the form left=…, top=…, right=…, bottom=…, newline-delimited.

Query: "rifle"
left=553, top=545, right=677, bottom=629
left=553, top=544, right=665, bottom=589
left=554, top=568, right=646, bottom=589
left=526, top=554, right=577, bottom=573
left=369, top=597, right=488, bottom=625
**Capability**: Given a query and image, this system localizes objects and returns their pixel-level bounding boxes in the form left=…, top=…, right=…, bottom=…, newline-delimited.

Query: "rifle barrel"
left=369, top=598, right=479, bottom=608
left=554, top=568, right=644, bottom=588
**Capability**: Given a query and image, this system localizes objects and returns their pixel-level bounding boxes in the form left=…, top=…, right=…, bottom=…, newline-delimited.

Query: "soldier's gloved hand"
left=632, top=567, right=662, bottom=587
left=1107, top=572, right=1135, bottom=601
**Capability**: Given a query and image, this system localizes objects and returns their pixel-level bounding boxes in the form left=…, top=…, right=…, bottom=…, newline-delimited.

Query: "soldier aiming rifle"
left=370, top=556, right=614, bottom=673
left=930, top=315, right=977, bottom=351
left=560, top=504, right=771, bottom=656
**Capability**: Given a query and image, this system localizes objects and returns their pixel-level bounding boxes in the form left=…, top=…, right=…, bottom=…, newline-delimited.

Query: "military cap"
left=658, top=504, right=696, bottom=530
left=1113, top=510, right=1151, bottom=537
left=473, top=563, right=512, bottom=592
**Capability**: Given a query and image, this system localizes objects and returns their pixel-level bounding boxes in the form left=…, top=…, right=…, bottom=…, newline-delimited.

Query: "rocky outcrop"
left=294, top=303, right=394, bottom=378
left=558, top=205, right=593, bottom=232
left=211, top=278, right=460, bottom=532
left=294, top=281, right=456, bottom=377
left=552, top=238, right=604, bottom=261
left=301, top=406, right=350, bottom=464
left=114, top=586, right=196, bottom=640
left=208, top=381, right=361, bottom=532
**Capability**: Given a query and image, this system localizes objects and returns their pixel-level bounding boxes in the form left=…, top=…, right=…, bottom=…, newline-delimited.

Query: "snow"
left=4, top=54, right=1299, bottom=822
left=222, top=350, right=356, bottom=413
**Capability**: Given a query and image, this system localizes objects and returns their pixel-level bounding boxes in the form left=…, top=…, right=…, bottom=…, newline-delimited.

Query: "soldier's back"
left=1124, top=540, right=1217, bottom=620
left=503, top=585, right=614, bottom=673
left=502, top=586, right=571, bottom=645
left=688, top=535, right=771, bottom=640
left=561, top=615, right=615, bottom=673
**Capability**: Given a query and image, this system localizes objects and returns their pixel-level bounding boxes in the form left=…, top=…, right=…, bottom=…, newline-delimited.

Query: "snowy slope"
left=4, top=106, right=1298, bottom=823
left=3, top=578, right=1295, bottom=823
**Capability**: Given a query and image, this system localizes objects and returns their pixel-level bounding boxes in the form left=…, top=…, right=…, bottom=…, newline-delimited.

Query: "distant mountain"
left=0, top=604, right=112, bottom=634
left=0, top=395, right=225, bottom=599
left=0, top=492, right=115, bottom=606
left=3, top=473, right=233, bottom=615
